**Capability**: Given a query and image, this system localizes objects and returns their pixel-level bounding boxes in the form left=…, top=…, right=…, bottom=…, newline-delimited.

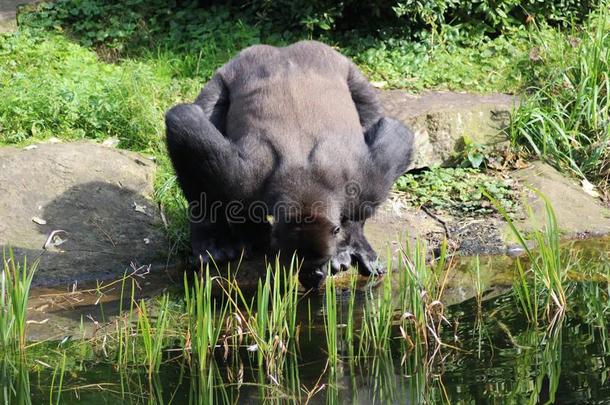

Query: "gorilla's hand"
left=333, top=219, right=384, bottom=277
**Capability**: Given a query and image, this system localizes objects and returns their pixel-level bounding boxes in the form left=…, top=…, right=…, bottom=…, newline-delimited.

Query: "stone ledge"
left=380, top=91, right=518, bottom=169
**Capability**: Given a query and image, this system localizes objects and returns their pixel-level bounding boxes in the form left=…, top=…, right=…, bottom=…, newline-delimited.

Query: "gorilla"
left=165, top=40, right=413, bottom=288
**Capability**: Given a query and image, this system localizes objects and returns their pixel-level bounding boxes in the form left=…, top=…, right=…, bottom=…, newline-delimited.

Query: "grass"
left=136, top=294, right=170, bottom=376
left=360, top=271, right=394, bottom=354
left=509, top=7, right=610, bottom=191
left=1, top=249, right=37, bottom=354
left=489, top=190, right=568, bottom=323
left=183, top=267, right=227, bottom=375
left=323, top=275, right=338, bottom=369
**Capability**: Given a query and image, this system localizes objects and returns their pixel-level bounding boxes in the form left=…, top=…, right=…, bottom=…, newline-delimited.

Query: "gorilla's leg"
left=166, top=103, right=250, bottom=265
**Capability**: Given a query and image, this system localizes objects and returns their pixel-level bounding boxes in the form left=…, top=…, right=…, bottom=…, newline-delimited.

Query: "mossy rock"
left=380, top=91, right=517, bottom=169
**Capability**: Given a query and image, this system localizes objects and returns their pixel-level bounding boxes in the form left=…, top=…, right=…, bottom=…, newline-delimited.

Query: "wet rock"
left=380, top=91, right=517, bottom=169
left=0, top=141, right=168, bottom=287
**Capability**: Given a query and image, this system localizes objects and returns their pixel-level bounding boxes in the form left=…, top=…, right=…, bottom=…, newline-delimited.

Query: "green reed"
left=360, top=268, right=394, bottom=354
left=48, top=351, right=67, bottom=405
left=115, top=276, right=137, bottom=367
left=490, top=191, right=568, bottom=321
left=137, top=294, right=171, bottom=375
left=324, top=274, right=338, bottom=368
left=184, top=267, right=227, bottom=375
left=0, top=249, right=37, bottom=354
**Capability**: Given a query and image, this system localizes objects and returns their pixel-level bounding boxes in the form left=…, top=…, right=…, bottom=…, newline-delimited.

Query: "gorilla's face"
left=270, top=213, right=341, bottom=278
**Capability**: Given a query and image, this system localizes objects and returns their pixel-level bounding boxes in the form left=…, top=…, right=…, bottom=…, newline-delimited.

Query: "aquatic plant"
left=360, top=268, right=394, bottom=354
left=323, top=274, right=338, bottom=368
left=136, top=294, right=171, bottom=375
left=491, top=191, right=568, bottom=322
left=0, top=249, right=37, bottom=354
left=184, top=267, right=227, bottom=375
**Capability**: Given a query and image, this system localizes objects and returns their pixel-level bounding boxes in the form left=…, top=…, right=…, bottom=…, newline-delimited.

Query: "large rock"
left=511, top=161, right=610, bottom=237
left=0, top=141, right=168, bottom=287
left=380, top=91, right=517, bottom=169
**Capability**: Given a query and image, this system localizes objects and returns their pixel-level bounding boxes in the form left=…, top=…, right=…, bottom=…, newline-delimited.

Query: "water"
left=2, top=239, right=609, bottom=404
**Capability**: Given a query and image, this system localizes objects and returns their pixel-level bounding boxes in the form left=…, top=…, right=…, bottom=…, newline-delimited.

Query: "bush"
left=19, top=0, right=597, bottom=47
left=235, top=0, right=596, bottom=35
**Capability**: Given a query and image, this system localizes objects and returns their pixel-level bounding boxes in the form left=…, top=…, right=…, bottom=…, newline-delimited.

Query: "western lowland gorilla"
left=165, top=40, right=414, bottom=288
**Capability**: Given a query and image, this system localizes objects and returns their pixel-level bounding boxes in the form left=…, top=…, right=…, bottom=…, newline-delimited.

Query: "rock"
left=2, top=142, right=607, bottom=291
left=511, top=161, right=610, bottom=237
left=380, top=91, right=517, bottom=169
left=365, top=161, right=610, bottom=257
left=0, top=141, right=168, bottom=287
left=0, top=0, right=27, bottom=33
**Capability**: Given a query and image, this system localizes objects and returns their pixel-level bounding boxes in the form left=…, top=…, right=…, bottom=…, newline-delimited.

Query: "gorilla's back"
left=218, top=41, right=365, bottom=165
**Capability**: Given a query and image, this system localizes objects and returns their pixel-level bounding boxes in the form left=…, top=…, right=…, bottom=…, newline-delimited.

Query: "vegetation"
left=0, top=249, right=37, bottom=355
left=1, top=219, right=609, bottom=402
left=509, top=7, right=610, bottom=191
left=395, top=167, right=520, bottom=216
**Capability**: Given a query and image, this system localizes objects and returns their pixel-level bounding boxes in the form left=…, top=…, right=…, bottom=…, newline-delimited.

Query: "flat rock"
left=0, top=141, right=168, bottom=287
left=511, top=161, right=610, bottom=237
left=380, top=91, right=517, bottom=169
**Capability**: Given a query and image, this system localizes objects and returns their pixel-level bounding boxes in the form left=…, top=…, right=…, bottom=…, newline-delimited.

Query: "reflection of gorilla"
left=166, top=40, right=413, bottom=288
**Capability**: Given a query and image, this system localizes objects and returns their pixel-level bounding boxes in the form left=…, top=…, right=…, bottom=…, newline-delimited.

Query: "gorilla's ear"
left=365, top=117, right=414, bottom=185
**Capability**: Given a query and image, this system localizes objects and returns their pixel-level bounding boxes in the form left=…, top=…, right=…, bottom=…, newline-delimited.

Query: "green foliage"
left=0, top=31, right=194, bottom=149
left=1, top=249, right=37, bottom=354
left=339, top=30, right=528, bottom=91
left=509, top=7, right=610, bottom=186
left=234, top=0, right=595, bottom=35
left=15, top=0, right=599, bottom=94
left=18, top=1, right=264, bottom=80
left=395, top=167, right=519, bottom=216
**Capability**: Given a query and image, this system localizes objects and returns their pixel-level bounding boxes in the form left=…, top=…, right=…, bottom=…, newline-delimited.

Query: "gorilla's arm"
left=194, top=74, right=230, bottom=133
left=330, top=116, right=413, bottom=277
left=165, top=103, right=254, bottom=201
left=365, top=117, right=414, bottom=188
left=347, top=63, right=383, bottom=132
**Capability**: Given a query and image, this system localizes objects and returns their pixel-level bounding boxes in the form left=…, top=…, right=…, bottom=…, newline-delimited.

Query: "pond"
left=1, top=236, right=609, bottom=404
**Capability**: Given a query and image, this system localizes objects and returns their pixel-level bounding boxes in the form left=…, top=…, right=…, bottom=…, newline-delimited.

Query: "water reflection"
left=2, top=238, right=610, bottom=404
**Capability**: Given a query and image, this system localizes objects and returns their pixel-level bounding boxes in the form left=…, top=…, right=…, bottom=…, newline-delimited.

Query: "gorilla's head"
left=267, top=189, right=381, bottom=289
left=270, top=211, right=340, bottom=264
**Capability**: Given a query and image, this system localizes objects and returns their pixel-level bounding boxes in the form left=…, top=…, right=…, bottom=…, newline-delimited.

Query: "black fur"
left=165, top=40, right=414, bottom=288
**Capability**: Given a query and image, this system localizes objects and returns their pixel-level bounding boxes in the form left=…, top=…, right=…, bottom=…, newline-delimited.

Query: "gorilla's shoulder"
left=233, top=44, right=281, bottom=62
